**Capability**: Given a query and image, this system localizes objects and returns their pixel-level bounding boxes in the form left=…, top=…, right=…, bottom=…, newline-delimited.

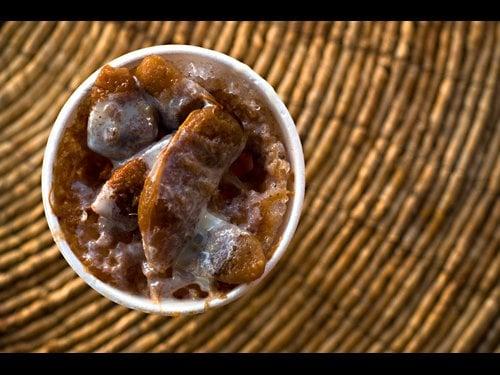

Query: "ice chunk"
left=144, top=209, right=265, bottom=301
left=117, top=134, right=173, bottom=169
left=179, top=209, right=267, bottom=282
left=153, top=78, right=217, bottom=130
left=135, top=55, right=218, bottom=131
left=88, top=91, right=159, bottom=161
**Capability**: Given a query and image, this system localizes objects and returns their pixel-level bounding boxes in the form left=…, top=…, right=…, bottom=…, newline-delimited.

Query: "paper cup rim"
left=42, top=45, right=305, bottom=315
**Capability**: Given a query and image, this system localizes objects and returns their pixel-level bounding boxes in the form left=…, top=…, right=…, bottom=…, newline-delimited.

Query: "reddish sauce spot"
left=219, top=181, right=240, bottom=200
left=173, top=283, right=209, bottom=299
left=214, top=280, right=237, bottom=293
left=230, top=151, right=254, bottom=177
left=238, top=149, right=267, bottom=193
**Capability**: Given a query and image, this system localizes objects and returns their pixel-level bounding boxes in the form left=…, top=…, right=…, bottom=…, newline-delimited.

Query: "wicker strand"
left=0, top=21, right=498, bottom=353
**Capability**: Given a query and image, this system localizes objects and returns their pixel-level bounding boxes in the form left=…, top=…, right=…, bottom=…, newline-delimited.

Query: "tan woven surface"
left=0, top=21, right=498, bottom=352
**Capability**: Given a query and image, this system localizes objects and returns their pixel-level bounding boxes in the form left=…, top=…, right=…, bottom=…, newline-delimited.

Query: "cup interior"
left=42, top=45, right=305, bottom=315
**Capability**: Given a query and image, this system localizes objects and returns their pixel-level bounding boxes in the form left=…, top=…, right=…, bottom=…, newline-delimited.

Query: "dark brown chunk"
left=106, top=159, right=148, bottom=216
left=214, top=233, right=266, bottom=284
left=91, top=159, right=148, bottom=230
left=138, top=106, right=245, bottom=274
left=91, top=65, right=136, bottom=105
left=134, top=55, right=182, bottom=97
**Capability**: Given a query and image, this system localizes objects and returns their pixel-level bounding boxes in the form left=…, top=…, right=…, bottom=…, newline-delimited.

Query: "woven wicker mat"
left=0, top=21, right=498, bottom=353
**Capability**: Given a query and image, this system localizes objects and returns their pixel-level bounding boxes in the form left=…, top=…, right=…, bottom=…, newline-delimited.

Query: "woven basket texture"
left=0, top=21, right=498, bottom=352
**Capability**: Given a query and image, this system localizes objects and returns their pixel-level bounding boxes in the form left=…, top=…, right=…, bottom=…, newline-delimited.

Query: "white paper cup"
left=42, top=45, right=305, bottom=315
